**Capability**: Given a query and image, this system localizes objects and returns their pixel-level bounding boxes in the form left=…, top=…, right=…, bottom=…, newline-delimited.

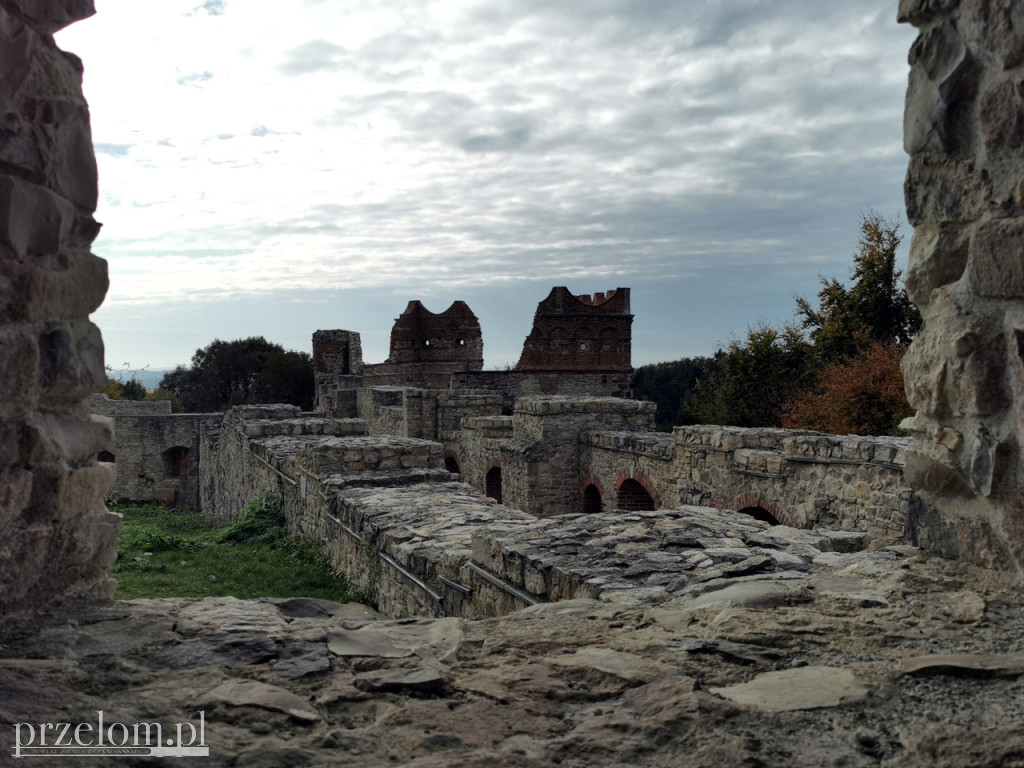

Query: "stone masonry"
left=0, top=0, right=119, bottom=612
left=899, top=0, right=1024, bottom=574
left=88, top=394, right=212, bottom=507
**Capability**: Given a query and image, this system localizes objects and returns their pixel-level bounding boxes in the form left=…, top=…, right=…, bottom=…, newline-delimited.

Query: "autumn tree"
left=779, top=342, right=913, bottom=435
left=796, top=213, right=920, bottom=365
left=103, top=376, right=146, bottom=400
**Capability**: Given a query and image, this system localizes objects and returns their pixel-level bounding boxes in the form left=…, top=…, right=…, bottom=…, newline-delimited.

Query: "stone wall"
left=0, top=0, right=121, bottom=611
left=201, top=406, right=876, bottom=621
left=580, top=431, right=677, bottom=512
left=502, top=396, right=657, bottom=517
left=453, top=370, right=633, bottom=415
left=899, top=0, right=1024, bottom=574
left=311, top=329, right=362, bottom=415
left=672, top=426, right=912, bottom=544
left=457, top=415, right=514, bottom=494
left=87, top=396, right=212, bottom=506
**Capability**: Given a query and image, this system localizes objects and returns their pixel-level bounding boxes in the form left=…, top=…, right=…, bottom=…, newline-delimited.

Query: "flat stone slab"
left=273, top=642, right=330, bottom=679
left=201, top=679, right=320, bottom=722
left=710, top=667, right=870, bottom=712
left=327, top=627, right=413, bottom=658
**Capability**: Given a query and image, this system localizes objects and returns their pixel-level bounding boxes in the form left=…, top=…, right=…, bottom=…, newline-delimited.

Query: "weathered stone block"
left=967, top=218, right=1024, bottom=298
left=8, top=0, right=96, bottom=34
left=0, top=325, right=39, bottom=403
left=0, top=175, right=75, bottom=259
left=905, top=222, right=969, bottom=304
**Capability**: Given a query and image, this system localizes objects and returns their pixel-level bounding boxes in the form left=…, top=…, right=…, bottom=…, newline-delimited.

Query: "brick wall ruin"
left=517, top=287, right=633, bottom=372
left=899, top=0, right=1024, bottom=574
left=0, top=0, right=120, bottom=611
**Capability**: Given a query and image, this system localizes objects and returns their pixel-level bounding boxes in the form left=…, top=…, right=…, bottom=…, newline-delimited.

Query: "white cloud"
left=58, top=0, right=917, bottom=368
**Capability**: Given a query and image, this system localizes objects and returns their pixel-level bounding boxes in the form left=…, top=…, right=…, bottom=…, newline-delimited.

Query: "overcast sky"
left=57, top=0, right=916, bottom=373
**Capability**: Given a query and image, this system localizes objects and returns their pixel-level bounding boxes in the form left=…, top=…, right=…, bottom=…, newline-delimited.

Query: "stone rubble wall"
left=87, top=394, right=216, bottom=507
left=580, top=431, right=678, bottom=512
left=457, top=416, right=514, bottom=495
left=355, top=387, right=406, bottom=437
left=898, top=0, right=1024, bottom=574
left=202, top=407, right=876, bottom=621
left=452, top=369, right=633, bottom=414
left=673, top=426, right=912, bottom=544
left=0, top=0, right=121, bottom=611
left=502, top=397, right=657, bottom=517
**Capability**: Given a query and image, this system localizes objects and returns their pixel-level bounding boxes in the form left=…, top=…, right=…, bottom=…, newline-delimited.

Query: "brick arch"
left=485, top=460, right=503, bottom=504
left=581, top=473, right=606, bottom=497
left=614, top=469, right=662, bottom=509
left=443, top=449, right=460, bottom=474
left=581, top=473, right=606, bottom=514
left=720, top=491, right=797, bottom=528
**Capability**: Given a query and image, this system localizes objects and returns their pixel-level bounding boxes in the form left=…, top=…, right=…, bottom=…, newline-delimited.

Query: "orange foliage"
left=778, top=343, right=912, bottom=435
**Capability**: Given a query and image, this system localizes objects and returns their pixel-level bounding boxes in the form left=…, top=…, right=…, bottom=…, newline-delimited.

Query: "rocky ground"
left=2, top=548, right=1023, bottom=767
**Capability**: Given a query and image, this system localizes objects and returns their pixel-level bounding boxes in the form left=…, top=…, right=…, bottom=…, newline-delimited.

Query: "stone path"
left=2, top=551, right=1023, bottom=767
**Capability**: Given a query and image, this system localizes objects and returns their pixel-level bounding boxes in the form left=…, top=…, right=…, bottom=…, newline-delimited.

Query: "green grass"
left=111, top=494, right=363, bottom=602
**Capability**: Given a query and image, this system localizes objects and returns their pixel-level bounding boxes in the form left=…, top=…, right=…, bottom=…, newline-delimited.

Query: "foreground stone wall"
left=0, top=0, right=120, bottom=610
left=899, top=0, right=1024, bottom=573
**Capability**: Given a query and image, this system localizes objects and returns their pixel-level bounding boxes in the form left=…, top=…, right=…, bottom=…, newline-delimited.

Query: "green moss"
left=111, top=496, right=358, bottom=602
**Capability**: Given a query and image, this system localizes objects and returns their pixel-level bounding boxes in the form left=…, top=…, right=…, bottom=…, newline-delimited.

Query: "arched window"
left=98, top=451, right=115, bottom=463
left=582, top=484, right=602, bottom=514
left=616, top=478, right=655, bottom=511
left=162, top=446, right=189, bottom=478
left=738, top=506, right=781, bottom=526
left=444, top=455, right=460, bottom=474
left=485, top=466, right=502, bottom=504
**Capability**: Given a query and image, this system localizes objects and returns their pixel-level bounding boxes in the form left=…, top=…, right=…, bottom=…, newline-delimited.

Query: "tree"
left=796, top=213, right=920, bottom=364
left=687, top=322, right=814, bottom=428
left=159, top=337, right=314, bottom=412
left=633, top=357, right=715, bottom=431
left=103, top=376, right=146, bottom=400
left=779, top=342, right=913, bottom=435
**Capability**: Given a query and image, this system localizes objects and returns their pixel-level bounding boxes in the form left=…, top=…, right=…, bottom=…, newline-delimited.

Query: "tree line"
left=103, top=337, right=315, bottom=413
left=634, top=214, right=920, bottom=436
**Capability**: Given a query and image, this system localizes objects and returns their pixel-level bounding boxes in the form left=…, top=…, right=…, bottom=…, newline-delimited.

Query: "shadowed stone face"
left=0, top=0, right=118, bottom=610
left=900, top=0, right=1024, bottom=573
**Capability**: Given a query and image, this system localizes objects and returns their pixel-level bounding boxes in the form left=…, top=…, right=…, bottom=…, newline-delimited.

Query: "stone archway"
left=485, top=465, right=502, bottom=504
left=722, top=491, right=796, bottom=528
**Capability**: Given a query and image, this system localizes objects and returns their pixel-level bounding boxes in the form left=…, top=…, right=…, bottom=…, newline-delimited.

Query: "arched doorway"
left=738, top=506, right=782, bottom=526
left=485, top=466, right=502, bottom=504
left=444, top=455, right=460, bottom=474
left=616, top=478, right=655, bottom=511
left=582, top=483, right=602, bottom=514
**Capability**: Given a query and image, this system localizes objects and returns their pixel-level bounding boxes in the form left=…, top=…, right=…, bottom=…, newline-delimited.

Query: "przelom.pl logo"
left=12, top=711, right=208, bottom=758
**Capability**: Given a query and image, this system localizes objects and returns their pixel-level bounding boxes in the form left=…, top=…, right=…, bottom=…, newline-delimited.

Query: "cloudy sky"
left=56, top=0, right=916, bottom=373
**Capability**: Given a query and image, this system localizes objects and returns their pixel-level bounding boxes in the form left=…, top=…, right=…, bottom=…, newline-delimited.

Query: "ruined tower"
left=516, top=287, right=633, bottom=372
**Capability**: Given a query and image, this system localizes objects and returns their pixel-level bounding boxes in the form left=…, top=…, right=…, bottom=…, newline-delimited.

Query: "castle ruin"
left=3, top=1, right=1024, bottom=764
